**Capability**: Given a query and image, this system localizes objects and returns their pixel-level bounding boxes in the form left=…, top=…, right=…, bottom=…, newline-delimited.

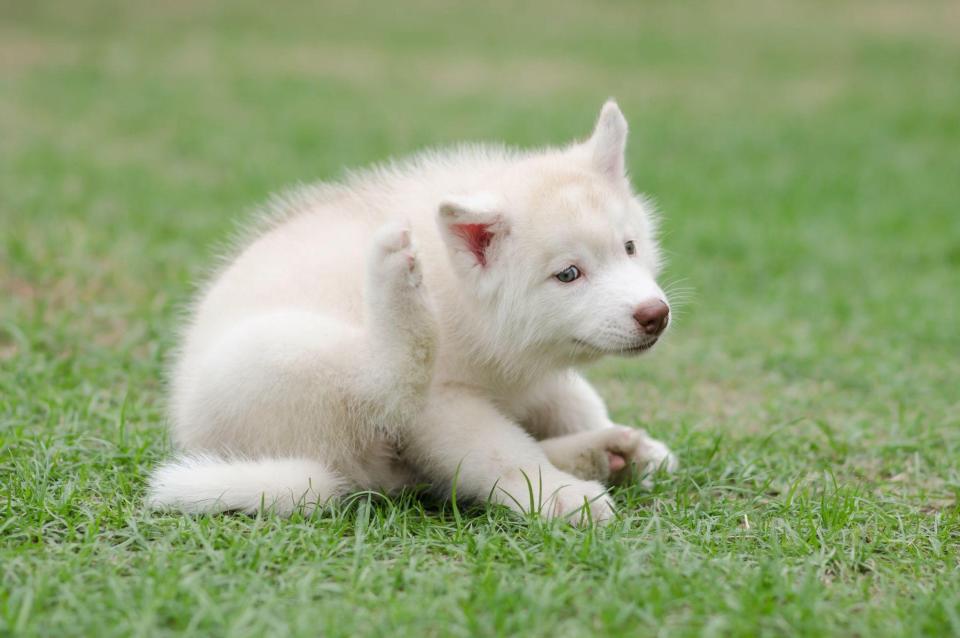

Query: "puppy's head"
left=437, top=101, right=669, bottom=365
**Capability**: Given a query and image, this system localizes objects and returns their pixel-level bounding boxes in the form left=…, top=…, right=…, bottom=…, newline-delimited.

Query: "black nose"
left=633, top=300, right=669, bottom=336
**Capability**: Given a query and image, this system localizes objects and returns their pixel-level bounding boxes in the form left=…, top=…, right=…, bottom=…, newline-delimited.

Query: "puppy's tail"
left=146, top=455, right=347, bottom=515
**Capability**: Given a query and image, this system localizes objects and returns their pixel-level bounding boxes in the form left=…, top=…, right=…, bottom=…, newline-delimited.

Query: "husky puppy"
left=148, top=101, right=677, bottom=524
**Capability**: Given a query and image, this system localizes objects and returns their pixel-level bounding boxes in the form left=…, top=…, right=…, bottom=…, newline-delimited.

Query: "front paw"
left=497, top=473, right=615, bottom=525
left=547, top=480, right=615, bottom=526
left=609, top=426, right=678, bottom=488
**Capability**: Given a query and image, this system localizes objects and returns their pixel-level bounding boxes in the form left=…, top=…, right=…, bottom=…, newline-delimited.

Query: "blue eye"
left=555, top=265, right=581, bottom=283
left=625, top=240, right=636, bottom=256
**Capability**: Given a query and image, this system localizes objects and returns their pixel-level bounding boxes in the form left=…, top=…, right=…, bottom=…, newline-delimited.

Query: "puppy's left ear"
left=588, top=99, right=628, bottom=179
left=437, top=193, right=508, bottom=270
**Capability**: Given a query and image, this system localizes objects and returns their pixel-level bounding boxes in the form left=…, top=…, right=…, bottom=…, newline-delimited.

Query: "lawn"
left=2, top=0, right=959, bottom=635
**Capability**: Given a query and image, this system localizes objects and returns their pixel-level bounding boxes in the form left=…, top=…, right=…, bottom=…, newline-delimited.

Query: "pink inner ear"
left=451, top=223, right=494, bottom=266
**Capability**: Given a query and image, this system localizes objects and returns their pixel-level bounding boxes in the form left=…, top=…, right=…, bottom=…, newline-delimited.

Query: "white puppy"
left=148, top=100, right=677, bottom=524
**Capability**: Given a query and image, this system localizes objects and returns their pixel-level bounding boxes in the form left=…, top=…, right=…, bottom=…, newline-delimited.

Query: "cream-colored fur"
left=147, top=100, right=677, bottom=524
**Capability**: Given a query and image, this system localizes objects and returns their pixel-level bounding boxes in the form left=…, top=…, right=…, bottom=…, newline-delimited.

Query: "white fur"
left=146, top=456, right=346, bottom=515
left=148, top=100, right=676, bottom=525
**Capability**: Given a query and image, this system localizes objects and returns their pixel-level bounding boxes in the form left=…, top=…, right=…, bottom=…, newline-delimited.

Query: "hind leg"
left=359, top=222, right=437, bottom=421
left=171, top=223, right=437, bottom=457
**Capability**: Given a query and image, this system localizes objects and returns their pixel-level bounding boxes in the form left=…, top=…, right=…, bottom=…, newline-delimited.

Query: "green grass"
left=2, top=0, right=959, bottom=635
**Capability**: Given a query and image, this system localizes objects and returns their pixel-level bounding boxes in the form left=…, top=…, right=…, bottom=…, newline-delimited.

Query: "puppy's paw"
left=610, top=426, right=678, bottom=488
left=540, top=427, right=645, bottom=483
left=547, top=480, right=615, bottom=526
left=550, top=445, right=611, bottom=483
left=636, top=436, right=678, bottom=474
left=370, top=222, right=422, bottom=289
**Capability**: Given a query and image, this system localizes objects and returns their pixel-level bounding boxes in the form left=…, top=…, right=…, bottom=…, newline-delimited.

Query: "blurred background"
left=3, top=0, right=956, bottom=431
left=1, top=1, right=958, bottom=634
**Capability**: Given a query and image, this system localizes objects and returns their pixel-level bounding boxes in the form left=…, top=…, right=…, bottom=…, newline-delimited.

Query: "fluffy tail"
left=146, top=455, right=347, bottom=515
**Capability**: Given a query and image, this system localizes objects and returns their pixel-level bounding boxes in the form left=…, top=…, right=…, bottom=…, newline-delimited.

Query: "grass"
left=2, top=0, right=959, bottom=635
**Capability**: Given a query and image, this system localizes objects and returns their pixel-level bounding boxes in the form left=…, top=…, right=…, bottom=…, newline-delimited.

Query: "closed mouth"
left=623, top=340, right=657, bottom=353
left=573, top=338, right=659, bottom=355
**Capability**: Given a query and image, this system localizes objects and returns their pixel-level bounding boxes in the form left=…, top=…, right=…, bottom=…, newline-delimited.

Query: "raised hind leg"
left=167, top=222, right=437, bottom=471
left=358, top=222, right=437, bottom=424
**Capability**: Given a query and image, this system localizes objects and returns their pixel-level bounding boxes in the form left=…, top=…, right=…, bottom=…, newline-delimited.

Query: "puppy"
left=148, top=100, right=677, bottom=524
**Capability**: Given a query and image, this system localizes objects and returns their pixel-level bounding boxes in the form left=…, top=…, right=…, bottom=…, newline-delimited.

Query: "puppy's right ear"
left=437, top=193, right=508, bottom=270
